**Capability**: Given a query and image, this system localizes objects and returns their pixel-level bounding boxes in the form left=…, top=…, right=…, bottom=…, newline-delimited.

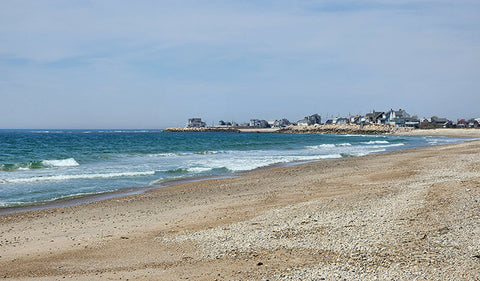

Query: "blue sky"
left=1, top=0, right=479, bottom=128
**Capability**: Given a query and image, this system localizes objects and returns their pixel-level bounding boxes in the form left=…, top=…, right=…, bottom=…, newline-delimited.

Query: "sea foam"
left=42, top=158, right=79, bottom=167
left=361, top=140, right=390, bottom=144
left=2, top=171, right=156, bottom=183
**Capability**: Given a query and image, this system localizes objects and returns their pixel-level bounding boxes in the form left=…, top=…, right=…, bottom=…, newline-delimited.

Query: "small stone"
left=257, top=262, right=263, bottom=266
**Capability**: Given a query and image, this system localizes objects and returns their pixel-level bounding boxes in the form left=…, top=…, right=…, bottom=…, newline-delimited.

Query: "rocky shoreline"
left=163, top=127, right=241, bottom=133
left=163, top=124, right=412, bottom=135
left=277, top=124, right=412, bottom=135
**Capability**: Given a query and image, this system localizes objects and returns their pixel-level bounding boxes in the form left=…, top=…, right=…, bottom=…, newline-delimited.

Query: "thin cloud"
left=0, top=0, right=479, bottom=128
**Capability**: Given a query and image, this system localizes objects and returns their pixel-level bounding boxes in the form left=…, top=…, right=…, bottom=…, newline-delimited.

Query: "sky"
left=1, top=0, right=479, bottom=129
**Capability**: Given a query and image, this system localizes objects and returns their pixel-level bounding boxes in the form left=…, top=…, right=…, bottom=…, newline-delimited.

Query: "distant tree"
left=419, top=121, right=440, bottom=129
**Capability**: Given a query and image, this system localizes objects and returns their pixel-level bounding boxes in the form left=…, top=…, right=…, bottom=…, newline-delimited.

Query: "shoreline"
left=1, top=140, right=479, bottom=279
left=0, top=159, right=316, bottom=215
left=394, top=127, right=480, bottom=138
left=1, top=129, right=478, bottom=214
left=0, top=175, right=236, bottom=216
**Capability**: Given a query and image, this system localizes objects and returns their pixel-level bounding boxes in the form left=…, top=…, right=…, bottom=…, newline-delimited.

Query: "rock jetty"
left=277, top=124, right=413, bottom=135
left=162, top=127, right=241, bottom=133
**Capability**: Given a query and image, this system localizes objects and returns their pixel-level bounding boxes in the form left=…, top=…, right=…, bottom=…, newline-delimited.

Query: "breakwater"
left=163, top=125, right=414, bottom=134
left=162, top=127, right=241, bottom=133
left=277, top=124, right=413, bottom=135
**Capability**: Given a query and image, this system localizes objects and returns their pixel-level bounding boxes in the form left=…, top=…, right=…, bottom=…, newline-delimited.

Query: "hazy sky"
left=1, top=0, right=479, bottom=128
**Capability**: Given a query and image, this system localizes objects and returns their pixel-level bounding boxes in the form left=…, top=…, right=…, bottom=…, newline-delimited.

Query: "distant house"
left=428, top=116, right=449, bottom=127
left=186, top=118, right=206, bottom=128
left=249, top=119, right=270, bottom=128
left=218, top=120, right=232, bottom=126
left=467, top=118, right=479, bottom=128
left=364, top=110, right=385, bottom=124
left=457, top=119, right=468, bottom=128
left=335, top=117, right=349, bottom=125
left=350, top=115, right=362, bottom=124
left=297, top=114, right=321, bottom=126
left=297, top=119, right=309, bottom=126
left=272, top=118, right=292, bottom=128
left=404, top=118, right=421, bottom=128
left=385, top=109, right=412, bottom=126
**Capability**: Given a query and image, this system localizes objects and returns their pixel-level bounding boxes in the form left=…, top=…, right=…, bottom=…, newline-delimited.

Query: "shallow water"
left=0, top=129, right=469, bottom=207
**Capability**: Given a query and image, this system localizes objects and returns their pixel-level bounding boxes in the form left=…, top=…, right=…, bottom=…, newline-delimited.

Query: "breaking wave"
left=42, top=158, right=79, bottom=167
left=361, top=140, right=390, bottom=144
left=2, top=171, right=156, bottom=183
left=306, top=143, right=351, bottom=149
left=150, top=151, right=224, bottom=157
left=0, top=158, right=79, bottom=171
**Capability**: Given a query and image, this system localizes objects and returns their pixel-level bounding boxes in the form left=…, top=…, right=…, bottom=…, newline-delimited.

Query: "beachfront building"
left=457, top=119, right=468, bottom=128
left=272, top=118, right=292, bottom=128
left=249, top=119, right=270, bottom=128
left=323, top=117, right=349, bottom=125
left=364, top=110, right=386, bottom=124
left=468, top=118, right=479, bottom=128
left=385, top=109, right=409, bottom=126
left=404, top=118, right=421, bottom=127
left=427, top=116, right=450, bottom=127
left=218, top=120, right=233, bottom=127
left=335, top=117, right=349, bottom=125
left=186, top=118, right=206, bottom=128
left=350, top=115, right=363, bottom=124
left=324, top=118, right=335, bottom=125
left=297, top=114, right=321, bottom=126
left=384, top=109, right=421, bottom=127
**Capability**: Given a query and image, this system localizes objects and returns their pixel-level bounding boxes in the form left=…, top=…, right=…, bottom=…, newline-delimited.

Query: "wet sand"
left=395, top=128, right=480, bottom=138
left=1, top=138, right=479, bottom=280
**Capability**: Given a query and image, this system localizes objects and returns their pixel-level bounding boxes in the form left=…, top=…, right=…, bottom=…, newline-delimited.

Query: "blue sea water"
left=0, top=130, right=470, bottom=208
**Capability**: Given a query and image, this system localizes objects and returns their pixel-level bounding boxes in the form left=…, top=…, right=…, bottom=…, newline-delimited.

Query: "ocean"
left=0, top=130, right=469, bottom=208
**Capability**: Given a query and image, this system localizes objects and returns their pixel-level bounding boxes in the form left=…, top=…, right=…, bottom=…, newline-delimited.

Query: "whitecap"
left=2, top=171, right=156, bottom=183
left=305, top=144, right=336, bottom=149
left=42, top=158, right=79, bottom=167
left=361, top=140, right=390, bottom=144
left=187, top=167, right=213, bottom=173
left=337, top=143, right=352, bottom=146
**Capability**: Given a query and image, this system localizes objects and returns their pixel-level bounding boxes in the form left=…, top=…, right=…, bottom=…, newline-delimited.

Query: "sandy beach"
left=395, top=128, right=480, bottom=138
left=1, top=134, right=480, bottom=280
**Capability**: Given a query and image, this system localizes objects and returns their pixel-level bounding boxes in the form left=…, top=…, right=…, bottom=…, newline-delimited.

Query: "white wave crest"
left=187, top=167, right=213, bottom=173
left=305, top=144, right=336, bottom=149
left=362, top=140, right=390, bottom=144
left=150, top=151, right=224, bottom=157
left=337, top=143, right=352, bottom=146
left=379, top=143, right=404, bottom=147
left=2, top=171, right=155, bottom=183
left=306, top=143, right=351, bottom=149
left=150, top=153, right=183, bottom=157
left=318, top=154, right=343, bottom=159
left=42, top=158, right=79, bottom=167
